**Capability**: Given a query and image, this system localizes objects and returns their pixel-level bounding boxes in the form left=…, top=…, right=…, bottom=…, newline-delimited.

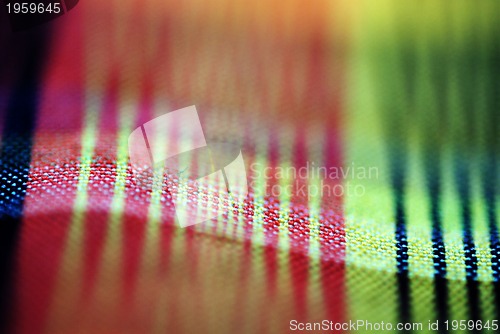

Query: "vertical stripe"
left=345, top=2, right=399, bottom=326
left=479, top=0, right=500, bottom=319
left=306, top=127, right=326, bottom=322
left=413, top=3, right=449, bottom=324
left=0, top=26, right=51, bottom=332
left=13, top=6, right=84, bottom=332
left=45, top=14, right=102, bottom=332
left=392, top=148, right=411, bottom=324
left=242, top=120, right=269, bottom=333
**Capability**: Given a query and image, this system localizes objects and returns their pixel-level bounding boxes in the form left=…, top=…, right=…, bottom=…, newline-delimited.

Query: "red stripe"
left=120, top=67, right=159, bottom=319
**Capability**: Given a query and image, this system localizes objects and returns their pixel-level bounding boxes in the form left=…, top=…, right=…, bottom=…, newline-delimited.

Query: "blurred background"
left=0, top=0, right=498, bottom=333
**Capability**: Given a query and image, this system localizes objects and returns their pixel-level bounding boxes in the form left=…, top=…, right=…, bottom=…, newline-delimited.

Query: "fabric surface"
left=0, top=1, right=499, bottom=333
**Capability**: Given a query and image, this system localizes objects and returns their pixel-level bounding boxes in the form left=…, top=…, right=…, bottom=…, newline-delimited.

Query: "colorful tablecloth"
left=0, top=1, right=498, bottom=333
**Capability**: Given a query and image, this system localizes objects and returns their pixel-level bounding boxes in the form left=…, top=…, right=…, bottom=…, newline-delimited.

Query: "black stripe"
left=454, top=159, right=481, bottom=321
left=390, top=150, right=411, bottom=328
left=385, top=45, right=414, bottom=331
left=395, top=217, right=410, bottom=323
left=0, top=27, right=51, bottom=332
left=425, top=159, right=449, bottom=332
left=422, top=12, right=450, bottom=329
left=483, top=154, right=500, bottom=318
left=484, top=18, right=500, bottom=320
left=454, top=8, right=484, bottom=324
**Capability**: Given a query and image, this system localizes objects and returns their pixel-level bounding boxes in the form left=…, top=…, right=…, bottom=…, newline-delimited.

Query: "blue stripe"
left=0, top=26, right=51, bottom=331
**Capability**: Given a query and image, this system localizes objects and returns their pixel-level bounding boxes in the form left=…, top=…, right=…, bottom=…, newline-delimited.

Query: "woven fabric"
left=0, top=1, right=498, bottom=333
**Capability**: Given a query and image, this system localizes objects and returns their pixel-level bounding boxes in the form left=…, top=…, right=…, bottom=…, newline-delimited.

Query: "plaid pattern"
left=0, top=0, right=498, bottom=333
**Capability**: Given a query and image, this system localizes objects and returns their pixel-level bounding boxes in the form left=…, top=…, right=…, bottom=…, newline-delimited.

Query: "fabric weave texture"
left=0, top=1, right=499, bottom=333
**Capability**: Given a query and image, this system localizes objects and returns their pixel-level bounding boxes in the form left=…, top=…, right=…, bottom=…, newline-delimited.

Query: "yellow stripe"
left=345, top=1, right=400, bottom=328
left=88, top=0, right=143, bottom=324
left=306, top=126, right=326, bottom=321
left=241, top=118, right=269, bottom=333
left=406, top=146, right=436, bottom=326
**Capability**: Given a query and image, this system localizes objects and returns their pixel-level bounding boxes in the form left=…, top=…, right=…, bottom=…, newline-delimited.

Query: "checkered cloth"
left=0, top=1, right=498, bottom=333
